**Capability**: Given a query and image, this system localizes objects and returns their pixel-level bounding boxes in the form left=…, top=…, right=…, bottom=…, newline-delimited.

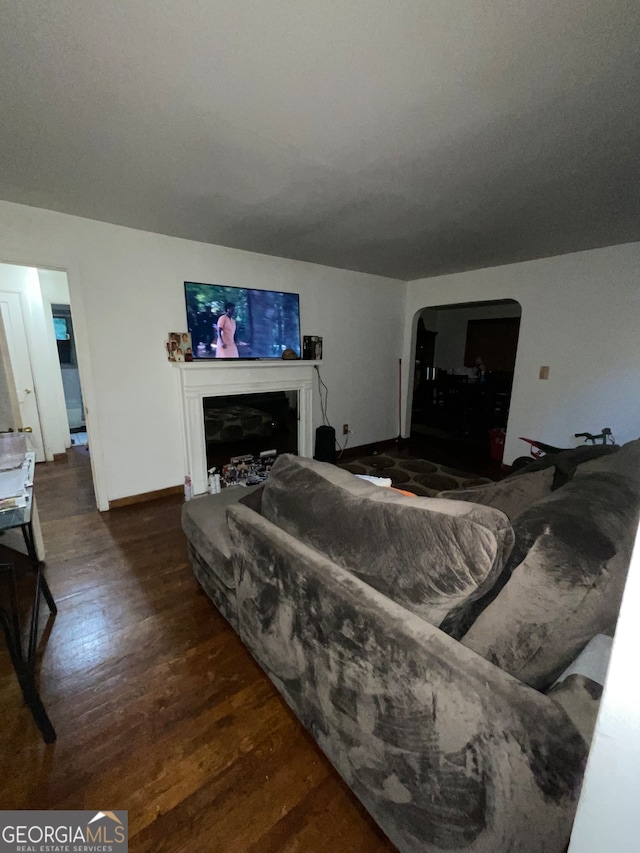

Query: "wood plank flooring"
left=0, top=450, right=395, bottom=852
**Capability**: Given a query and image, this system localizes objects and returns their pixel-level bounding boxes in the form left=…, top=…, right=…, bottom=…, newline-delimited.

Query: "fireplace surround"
left=203, top=390, right=297, bottom=469
left=177, top=361, right=314, bottom=496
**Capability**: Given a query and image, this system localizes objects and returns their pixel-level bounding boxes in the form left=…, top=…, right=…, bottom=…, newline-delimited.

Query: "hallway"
left=35, top=444, right=95, bottom=522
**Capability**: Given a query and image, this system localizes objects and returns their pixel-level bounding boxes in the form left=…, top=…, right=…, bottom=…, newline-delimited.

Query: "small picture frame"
left=303, top=335, right=322, bottom=360
left=166, top=331, right=193, bottom=362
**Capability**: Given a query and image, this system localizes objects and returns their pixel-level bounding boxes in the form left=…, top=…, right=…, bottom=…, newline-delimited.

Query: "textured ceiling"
left=0, top=0, right=639, bottom=280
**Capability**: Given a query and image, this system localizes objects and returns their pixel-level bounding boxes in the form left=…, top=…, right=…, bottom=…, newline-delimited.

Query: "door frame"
left=0, top=289, right=48, bottom=461
left=0, top=310, right=45, bottom=559
left=405, top=299, right=523, bottom=446
left=0, top=255, right=108, bottom=511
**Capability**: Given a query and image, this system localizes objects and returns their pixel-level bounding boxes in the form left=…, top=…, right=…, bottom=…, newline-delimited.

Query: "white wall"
left=405, top=243, right=640, bottom=464
left=0, top=263, right=69, bottom=459
left=0, top=201, right=405, bottom=507
left=38, top=267, right=70, bottom=304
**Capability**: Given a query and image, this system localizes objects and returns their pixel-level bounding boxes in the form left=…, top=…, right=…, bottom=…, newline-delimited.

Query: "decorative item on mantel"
left=302, top=335, right=322, bottom=360
left=166, top=331, right=193, bottom=363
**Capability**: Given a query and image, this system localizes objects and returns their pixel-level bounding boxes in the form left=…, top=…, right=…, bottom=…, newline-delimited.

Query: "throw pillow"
left=461, top=471, right=639, bottom=689
left=436, top=466, right=554, bottom=520
left=261, top=454, right=514, bottom=629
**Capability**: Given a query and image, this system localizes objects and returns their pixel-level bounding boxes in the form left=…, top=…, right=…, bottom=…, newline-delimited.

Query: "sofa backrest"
left=573, top=436, right=640, bottom=490
left=462, top=448, right=640, bottom=688
left=260, top=454, right=514, bottom=628
left=228, top=499, right=586, bottom=853
left=502, top=443, right=620, bottom=490
left=437, top=465, right=555, bottom=520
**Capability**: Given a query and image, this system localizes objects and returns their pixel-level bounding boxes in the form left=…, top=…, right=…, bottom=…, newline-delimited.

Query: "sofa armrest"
left=228, top=502, right=587, bottom=853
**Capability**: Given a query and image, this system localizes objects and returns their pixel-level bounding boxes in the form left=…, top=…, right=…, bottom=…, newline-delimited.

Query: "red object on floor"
left=489, top=428, right=506, bottom=463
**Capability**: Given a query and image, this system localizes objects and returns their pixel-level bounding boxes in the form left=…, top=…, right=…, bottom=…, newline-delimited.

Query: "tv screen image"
left=184, top=282, right=301, bottom=361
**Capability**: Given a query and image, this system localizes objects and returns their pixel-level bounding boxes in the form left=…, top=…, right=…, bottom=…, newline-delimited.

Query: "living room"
left=1, top=206, right=639, bottom=511
left=1, top=2, right=639, bottom=851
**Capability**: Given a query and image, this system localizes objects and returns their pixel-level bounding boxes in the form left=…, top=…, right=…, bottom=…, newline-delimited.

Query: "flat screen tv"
left=184, top=282, right=301, bottom=360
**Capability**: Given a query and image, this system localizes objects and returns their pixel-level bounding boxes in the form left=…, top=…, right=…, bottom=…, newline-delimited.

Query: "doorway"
left=51, top=302, right=87, bottom=446
left=411, top=299, right=522, bottom=468
left=0, top=263, right=96, bottom=504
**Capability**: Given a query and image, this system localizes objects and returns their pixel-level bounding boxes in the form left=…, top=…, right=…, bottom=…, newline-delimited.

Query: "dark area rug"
left=339, top=449, right=492, bottom=497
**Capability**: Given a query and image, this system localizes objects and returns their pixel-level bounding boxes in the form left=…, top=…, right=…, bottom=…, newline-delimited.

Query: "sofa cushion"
left=261, top=454, right=514, bottom=628
left=573, top=437, right=640, bottom=490
left=462, top=471, right=640, bottom=688
left=547, top=675, right=602, bottom=745
left=181, top=484, right=262, bottom=589
left=437, top=466, right=554, bottom=520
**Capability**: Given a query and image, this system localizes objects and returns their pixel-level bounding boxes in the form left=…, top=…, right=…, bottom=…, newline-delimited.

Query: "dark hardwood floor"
left=0, top=449, right=395, bottom=852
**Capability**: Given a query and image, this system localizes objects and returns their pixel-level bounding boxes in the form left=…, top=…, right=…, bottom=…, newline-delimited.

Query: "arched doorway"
left=411, top=298, right=522, bottom=470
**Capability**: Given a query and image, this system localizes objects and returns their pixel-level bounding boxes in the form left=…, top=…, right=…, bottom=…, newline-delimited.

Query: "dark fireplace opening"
left=203, top=390, right=298, bottom=469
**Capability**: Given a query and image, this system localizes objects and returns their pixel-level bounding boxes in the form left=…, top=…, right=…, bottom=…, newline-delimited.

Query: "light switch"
left=539, top=366, right=550, bottom=380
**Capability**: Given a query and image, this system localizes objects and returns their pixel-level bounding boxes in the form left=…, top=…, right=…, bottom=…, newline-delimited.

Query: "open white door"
left=0, top=291, right=46, bottom=461
left=0, top=310, right=45, bottom=560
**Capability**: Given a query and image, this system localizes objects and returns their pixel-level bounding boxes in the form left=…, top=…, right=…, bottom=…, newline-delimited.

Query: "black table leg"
left=20, top=520, right=57, bottom=662
left=0, top=562, right=57, bottom=744
left=27, top=568, right=57, bottom=664
left=21, top=519, right=39, bottom=566
left=39, top=573, right=58, bottom=615
left=28, top=569, right=43, bottom=666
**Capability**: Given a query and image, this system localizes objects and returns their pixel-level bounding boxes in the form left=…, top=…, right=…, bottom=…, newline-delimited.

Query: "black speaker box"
left=314, top=425, right=336, bottom=464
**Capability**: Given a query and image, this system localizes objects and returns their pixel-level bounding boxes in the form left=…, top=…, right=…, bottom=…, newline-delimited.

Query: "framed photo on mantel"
left=302, top=335, right=322, bottom=360
left=166, top=331, right=193, bottom=362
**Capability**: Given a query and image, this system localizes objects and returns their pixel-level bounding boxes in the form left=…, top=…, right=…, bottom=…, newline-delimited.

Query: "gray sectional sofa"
left=181, top=439, right=640, bottom=853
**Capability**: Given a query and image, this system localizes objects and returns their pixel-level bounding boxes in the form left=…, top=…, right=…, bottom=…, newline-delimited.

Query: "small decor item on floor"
left=184, top=475, right=193, bottom=501
left=166, top=331, right=193, bottom=362
left=207, top=468, right=222, bottom=494
left=221, top=451, right=277, bottom=487
left=489, top=427, right=506, bottom=463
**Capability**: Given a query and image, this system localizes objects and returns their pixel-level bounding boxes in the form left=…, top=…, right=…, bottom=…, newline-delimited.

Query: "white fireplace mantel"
left=177, top=361, right=315, bottom=496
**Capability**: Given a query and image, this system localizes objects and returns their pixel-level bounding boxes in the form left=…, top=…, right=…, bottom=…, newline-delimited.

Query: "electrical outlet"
left=539, top=366, right=550, bottom=380
left=343, top=424, right=349, bottom=435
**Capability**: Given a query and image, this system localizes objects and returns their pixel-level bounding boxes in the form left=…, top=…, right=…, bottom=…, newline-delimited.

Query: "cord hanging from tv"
left=184, top=281, right=301, bottom=361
